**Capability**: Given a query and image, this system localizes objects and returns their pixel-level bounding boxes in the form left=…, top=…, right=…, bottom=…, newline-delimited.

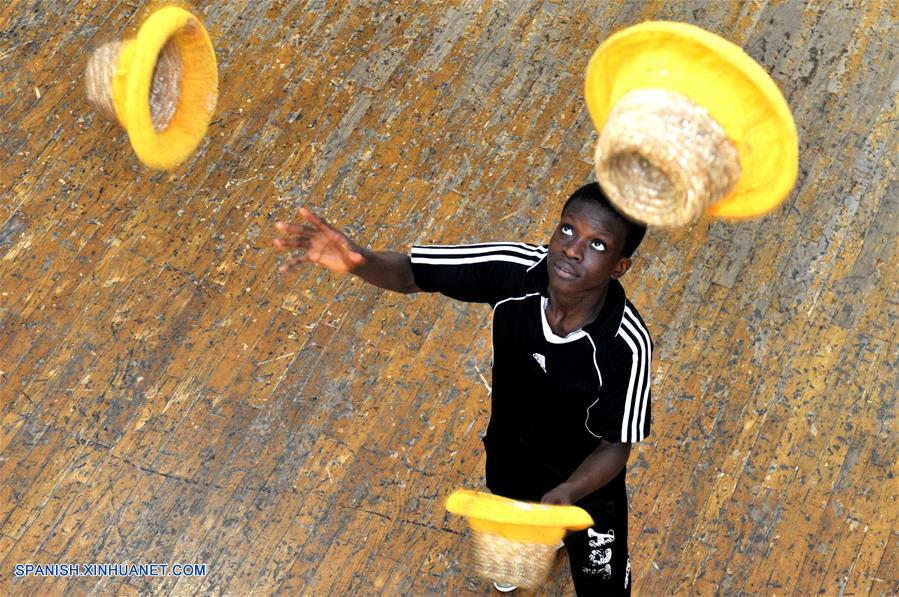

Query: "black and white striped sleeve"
left=410, top=242, right=546, bottom=305
left=592, top=305, right=653, bottom=443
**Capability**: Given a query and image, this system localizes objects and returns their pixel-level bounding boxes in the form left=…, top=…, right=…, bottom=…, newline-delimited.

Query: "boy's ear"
left=611, top=256, right=632, bottom=279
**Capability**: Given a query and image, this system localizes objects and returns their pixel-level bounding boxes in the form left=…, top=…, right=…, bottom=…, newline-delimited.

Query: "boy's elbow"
left=399, top=256, right=420, bottom=294
left=399, top=278, right=421, bottom=294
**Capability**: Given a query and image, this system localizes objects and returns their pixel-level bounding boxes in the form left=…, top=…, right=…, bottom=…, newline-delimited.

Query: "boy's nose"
left=562, top=240, right=584, bottom=261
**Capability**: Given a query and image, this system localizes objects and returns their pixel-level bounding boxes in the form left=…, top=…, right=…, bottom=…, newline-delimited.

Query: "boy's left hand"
left=542, top=484, right=576, bottom=505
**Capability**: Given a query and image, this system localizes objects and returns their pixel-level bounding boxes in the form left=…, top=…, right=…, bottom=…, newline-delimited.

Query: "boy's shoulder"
left=585, top=281, right=652, bottom=343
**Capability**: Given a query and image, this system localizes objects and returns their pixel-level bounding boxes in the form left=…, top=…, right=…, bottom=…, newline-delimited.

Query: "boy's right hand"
left=273, top=207, right=367, bottom=274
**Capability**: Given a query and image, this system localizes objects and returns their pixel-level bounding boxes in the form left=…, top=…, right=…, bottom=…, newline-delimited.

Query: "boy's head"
left=561, top=182, right=646, bottom=258
left=547, top=182, right=647, bottom=296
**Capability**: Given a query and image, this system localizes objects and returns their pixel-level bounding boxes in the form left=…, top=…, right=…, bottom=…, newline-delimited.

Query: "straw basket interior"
left=148, top=39, right=183, bottom=132
left=85, top=39, right=182, bottom=132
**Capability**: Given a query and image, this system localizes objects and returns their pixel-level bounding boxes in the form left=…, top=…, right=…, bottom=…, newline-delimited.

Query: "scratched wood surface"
left=1, top=0, right=897, bottom=595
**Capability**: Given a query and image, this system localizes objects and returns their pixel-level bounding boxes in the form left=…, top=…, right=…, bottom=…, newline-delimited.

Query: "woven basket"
left=470, top=530, right=557, bottom=589
left=445, top=489, right=593, bottom=590
left=585, top=21, right=799, bottom=226
left=83, top=6, right=217, bottom=170
left=594, top=87, right=741, bottom=227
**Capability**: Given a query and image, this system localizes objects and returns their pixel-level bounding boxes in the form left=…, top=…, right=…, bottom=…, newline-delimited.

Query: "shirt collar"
left=525, top=254, right=627, bottom=340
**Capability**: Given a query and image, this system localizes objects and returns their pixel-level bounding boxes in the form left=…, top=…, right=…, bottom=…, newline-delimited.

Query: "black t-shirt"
left=410, top=241, right=652, bottom=505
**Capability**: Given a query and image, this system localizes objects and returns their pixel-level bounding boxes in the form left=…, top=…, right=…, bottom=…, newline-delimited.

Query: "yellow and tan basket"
left=446, top=489, right=593, bottom=589
left=585, top=21, right=798, bottom=226
left=84, top=5, right=217, bottom=170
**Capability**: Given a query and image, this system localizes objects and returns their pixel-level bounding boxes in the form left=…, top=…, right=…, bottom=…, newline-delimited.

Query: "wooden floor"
left=1, top=0, right=897, bottom=595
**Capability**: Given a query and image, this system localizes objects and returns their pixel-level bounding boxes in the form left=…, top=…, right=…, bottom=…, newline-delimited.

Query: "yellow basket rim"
left=115, top=6, right=217, bottom=170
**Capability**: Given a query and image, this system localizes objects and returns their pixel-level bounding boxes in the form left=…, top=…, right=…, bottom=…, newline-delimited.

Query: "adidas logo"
left=532, top=352, right=546, bottom=372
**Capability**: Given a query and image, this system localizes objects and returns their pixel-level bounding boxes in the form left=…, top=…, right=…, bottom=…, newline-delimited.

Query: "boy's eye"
left=590, top=240, right=607, bottom=252
left=561, top=224, right=573, bottom=236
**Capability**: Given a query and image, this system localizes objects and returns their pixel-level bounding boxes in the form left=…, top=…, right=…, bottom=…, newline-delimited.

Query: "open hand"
left=273, top=207, right=367, bottom=273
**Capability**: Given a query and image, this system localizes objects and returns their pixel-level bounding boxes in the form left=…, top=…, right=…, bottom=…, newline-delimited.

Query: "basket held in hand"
left=446, top=489, right=594, bottom=589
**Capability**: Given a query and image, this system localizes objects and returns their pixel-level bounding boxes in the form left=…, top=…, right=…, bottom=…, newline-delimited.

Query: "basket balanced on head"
left=85, top=6, right=218, bottom=170
left=585, top=21, right=798, bottom=227
left=446, top=489, right=594, bottom=589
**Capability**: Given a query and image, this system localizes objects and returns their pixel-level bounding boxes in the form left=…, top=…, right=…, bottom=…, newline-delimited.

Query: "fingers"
left=298, top=206, right=331, bottom=232
left=274, top=220, right=306, bottom=235
left=274, top=207, right=358, bottom=274
left=273, top=217, right=318, bottom=250
left=275, top=206, right=339, bottom=243
left=272, top=234, right=312, bottom=251
left=278, top=252, right=308, bottom=273
left=273, top=221, right=311, bottom=272
left=274, top=216, right=330, bottom=237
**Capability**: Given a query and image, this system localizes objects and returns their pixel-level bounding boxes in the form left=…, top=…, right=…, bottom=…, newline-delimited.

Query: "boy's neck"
left=545, top=283, right=610, bottom=336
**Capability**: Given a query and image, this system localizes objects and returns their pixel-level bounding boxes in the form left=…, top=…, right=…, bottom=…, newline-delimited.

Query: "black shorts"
left=564, top=494, right=631, bottom=596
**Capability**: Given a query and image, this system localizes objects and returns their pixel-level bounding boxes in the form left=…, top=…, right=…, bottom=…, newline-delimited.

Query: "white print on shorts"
left=625, top=557, right=631, bottom=588
left=582, top=528, right=615, bottom=578
left=588, top=527, right=615, bottom=547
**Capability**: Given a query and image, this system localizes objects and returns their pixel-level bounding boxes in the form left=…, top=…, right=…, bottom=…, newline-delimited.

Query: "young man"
left=273, top=182, right=651, bottom=595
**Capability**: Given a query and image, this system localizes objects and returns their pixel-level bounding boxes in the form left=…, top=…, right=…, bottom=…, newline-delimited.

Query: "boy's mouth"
left=552, top=259, right=578, bottom=280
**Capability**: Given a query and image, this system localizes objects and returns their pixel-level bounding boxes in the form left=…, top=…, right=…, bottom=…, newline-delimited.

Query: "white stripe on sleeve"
left=623, top=307, right=652, bottom=437
left=412, top=242, right=546, bottom=259
left=617, top=329, right=640, bottom=442
left=618, top=309, right=650, bottom=442
left=410, top=242, right=545, bottom=267
left=410, top=254, right=540, bottom=267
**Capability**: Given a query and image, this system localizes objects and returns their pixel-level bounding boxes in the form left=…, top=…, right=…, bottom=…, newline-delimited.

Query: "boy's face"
left=547, top=199, right=632, bottom=297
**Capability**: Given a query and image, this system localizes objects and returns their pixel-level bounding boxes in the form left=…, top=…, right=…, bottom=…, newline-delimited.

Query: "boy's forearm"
left=545, top=440, right=631, bottom=504
left=351, top=249, right=420, bottom=294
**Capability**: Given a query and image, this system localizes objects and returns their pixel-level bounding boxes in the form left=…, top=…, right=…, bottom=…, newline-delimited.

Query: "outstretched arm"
left=273, top=207, right=420, bottom=294
left=541, top=440, right=631, bottom=505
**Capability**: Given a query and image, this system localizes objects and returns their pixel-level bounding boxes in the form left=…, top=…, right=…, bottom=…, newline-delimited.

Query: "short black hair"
left=562, top=182, right=647, bottom=257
